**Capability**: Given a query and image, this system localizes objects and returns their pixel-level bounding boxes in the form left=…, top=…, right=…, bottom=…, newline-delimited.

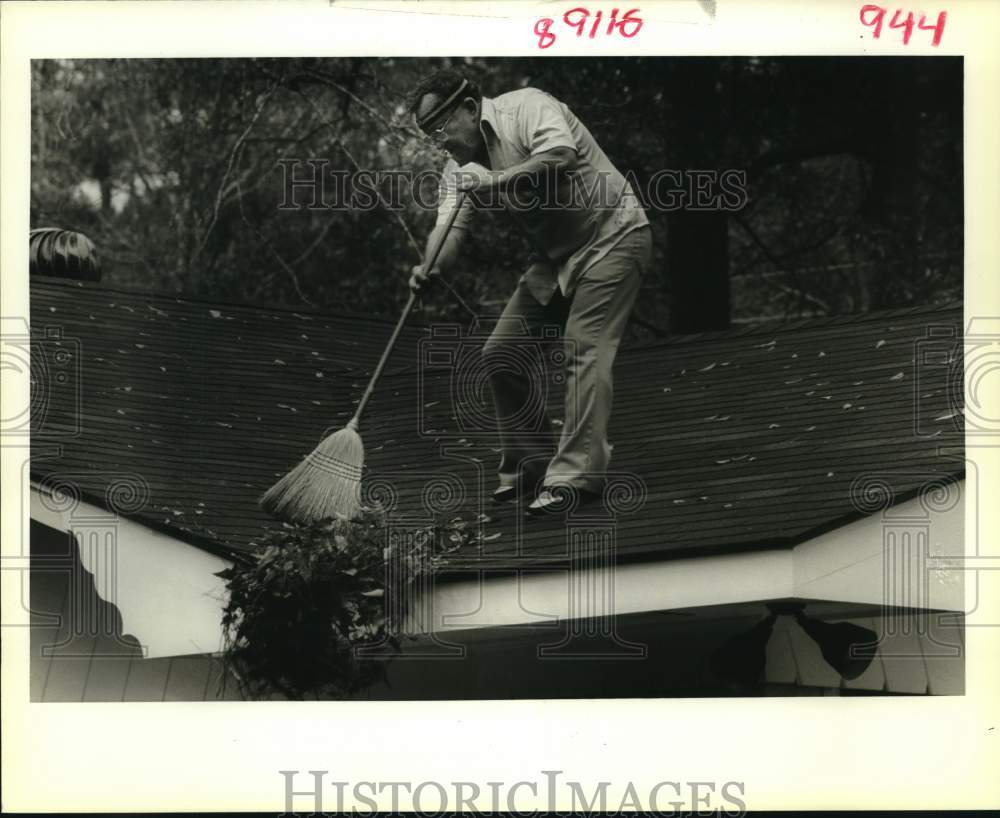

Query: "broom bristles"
left=260, top=425, right=365, bottom=523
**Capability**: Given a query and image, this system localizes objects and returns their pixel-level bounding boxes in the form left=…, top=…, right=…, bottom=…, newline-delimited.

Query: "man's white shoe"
left=526, top=486, right=602, bottom=516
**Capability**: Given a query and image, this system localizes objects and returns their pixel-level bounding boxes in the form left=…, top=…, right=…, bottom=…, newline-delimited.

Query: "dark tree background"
left=30, top=56, right=962, bottom=338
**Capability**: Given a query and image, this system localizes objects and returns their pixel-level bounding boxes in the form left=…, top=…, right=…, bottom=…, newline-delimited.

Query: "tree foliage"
left=218, top=505, right=471, bottom=700
left=31, top=57, right=962, bottom=334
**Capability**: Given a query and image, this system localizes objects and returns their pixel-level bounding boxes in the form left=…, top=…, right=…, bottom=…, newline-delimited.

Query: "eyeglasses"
left=424, top=107, right=458, bottom=144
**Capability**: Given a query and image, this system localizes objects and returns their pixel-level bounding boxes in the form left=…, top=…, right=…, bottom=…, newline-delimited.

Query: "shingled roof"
left=30, top=277, right=965, bottom=569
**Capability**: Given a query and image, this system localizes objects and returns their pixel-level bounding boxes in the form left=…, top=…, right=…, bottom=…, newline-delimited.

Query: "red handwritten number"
left=618, top=8, right=643, bottom=37
left=536, top=7, right=643, bottom=48
left=607, top=8, right=619, bottom=34
left=535, top=17, right=556, bottom=49
left=860, top=4, right=886, bottom=38
left=917, top=10, right=947, bottom=46
left=888, top=8, right=915, bottom=44
left=563, top=7, right=589, bottom=36
left=860, top=5, right=946, bottom=46
left=589, top=9, right=604, bottom=38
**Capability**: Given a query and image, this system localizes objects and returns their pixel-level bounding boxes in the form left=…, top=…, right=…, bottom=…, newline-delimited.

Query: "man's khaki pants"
left=482, top=226, right=652, bottom=493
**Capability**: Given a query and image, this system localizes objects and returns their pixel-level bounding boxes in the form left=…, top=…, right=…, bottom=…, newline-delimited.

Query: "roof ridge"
left=29, top=276, right=434, bottom=329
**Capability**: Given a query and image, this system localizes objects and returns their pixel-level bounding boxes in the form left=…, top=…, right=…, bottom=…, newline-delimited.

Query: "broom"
left=260, top=192, right=467, bottom=524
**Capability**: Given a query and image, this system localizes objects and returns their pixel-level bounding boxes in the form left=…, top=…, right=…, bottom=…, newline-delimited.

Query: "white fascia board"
left=30, top=479, right=965, bottom=647
left=30, top=484, right=231, bottom=659
left=792, top=485, right=964, bottom=612
left=416, top=486, right=965, bottom=635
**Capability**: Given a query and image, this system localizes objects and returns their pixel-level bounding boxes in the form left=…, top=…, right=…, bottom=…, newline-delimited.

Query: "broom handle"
left=348, top=191, right=467, bottom=429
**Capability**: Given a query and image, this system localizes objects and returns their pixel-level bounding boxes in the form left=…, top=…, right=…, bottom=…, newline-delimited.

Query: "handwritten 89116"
left=534, top=7, right=643, bottom=49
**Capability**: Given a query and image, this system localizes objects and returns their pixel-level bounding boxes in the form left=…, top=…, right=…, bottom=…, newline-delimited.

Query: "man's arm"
left=409, top=220, right=466, bottom=293
left=456, top=146, right=577, bottom=195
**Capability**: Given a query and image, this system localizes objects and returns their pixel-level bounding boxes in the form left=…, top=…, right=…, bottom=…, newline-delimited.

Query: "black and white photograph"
left=3, top=1, right=999, bottom=813
left=25, top=52, right=968, bottom=701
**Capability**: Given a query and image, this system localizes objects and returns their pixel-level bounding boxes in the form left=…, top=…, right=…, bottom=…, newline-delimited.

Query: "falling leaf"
left=890, top=372, right=904, bottom=381
left=274, top=359, right=286, bottom=365
left=662, top=387, right=672, bottom=393
left=842, top=403, right=852, bottom=409
left=818, top=351, right=826, bottom=357
left=134, top=343, right=145, bottom=349
left=756, top=340, right=776, bottom=349
left=699, top=362, right=717, bottom=372
left=723, top=503, right=733, bottom=509
left=424, top=401, right=440, bottom=408
left=482, top=532, right=502, bottom=542
left=768, top=423, right=780, bottom=429
left=209, top=309, right=222, bottom=318
left=673, top=499, right=685, bottom=505
left=122, top=386, right=132, bottom=393
left=805, top=425, right=816, bottom=431
left=784, top=378, right=803, bottom=385
left=876, top=340, right=886, bottom=349
left=552, top=419, right=564, bottom=427
left=116, top=409, right=126, bottom=415
left=826, top=472, right=834, bottom=477
left=715, top=458, right=730, bottom=464
left=315, top=372, right=324, bottom=378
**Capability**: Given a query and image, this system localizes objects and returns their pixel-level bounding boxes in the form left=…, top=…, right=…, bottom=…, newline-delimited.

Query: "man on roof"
left=409, top=70, right=652, bottom=515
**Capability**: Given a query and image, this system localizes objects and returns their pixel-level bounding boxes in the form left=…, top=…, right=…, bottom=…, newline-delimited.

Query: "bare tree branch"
left=195, top=79, right=281, bottom=263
